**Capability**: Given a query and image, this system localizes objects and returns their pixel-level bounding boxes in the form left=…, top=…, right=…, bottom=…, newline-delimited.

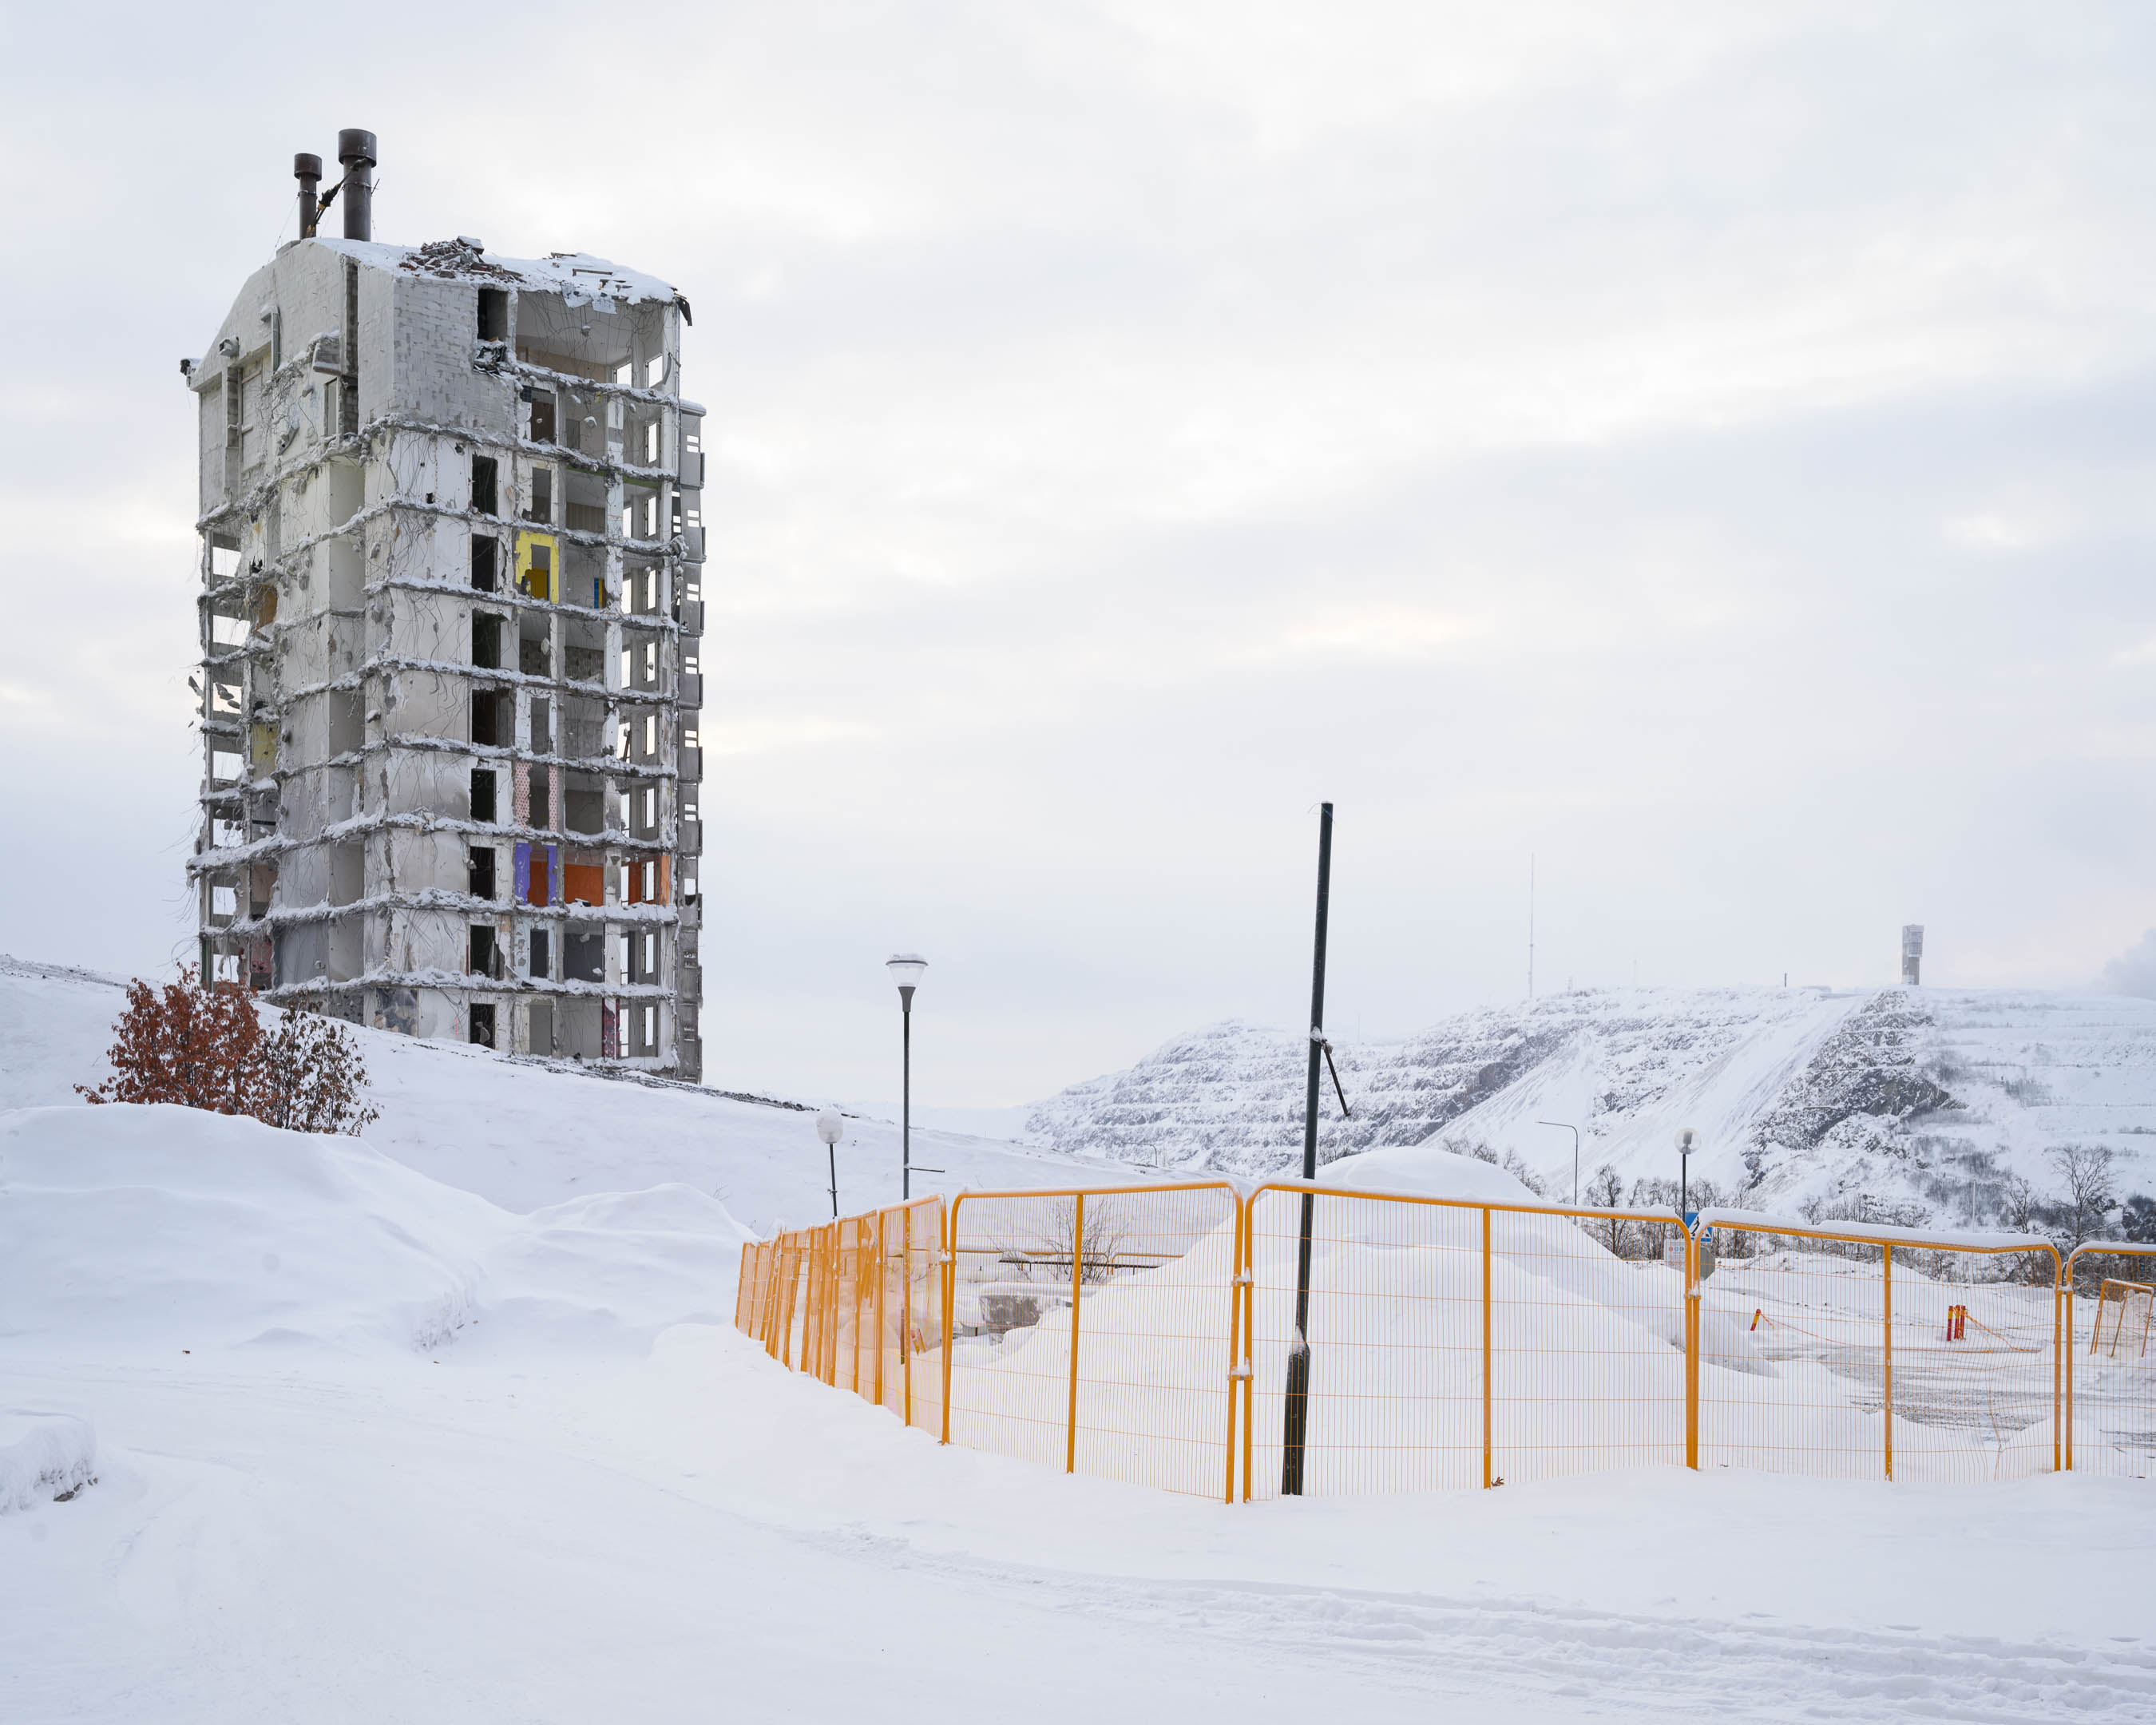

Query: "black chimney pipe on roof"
left=337, top=129, right=377, bottom=242
left=294, top=153, right=323, bottom=239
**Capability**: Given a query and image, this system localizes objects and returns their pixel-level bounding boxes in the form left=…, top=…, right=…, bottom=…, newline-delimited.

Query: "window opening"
left=515, top=532, right=557, bottom=603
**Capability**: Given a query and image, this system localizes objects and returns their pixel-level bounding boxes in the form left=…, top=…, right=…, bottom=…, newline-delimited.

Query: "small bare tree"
left=1030, top=1198, right=1130, bottom=1287
left=993, top=1200, right=1132, bottom=1288
left=1998, top=1171, right=2043, bottom=1233
left=254, top=1005, right=380, bottom=1135
left=2047, top=1144, right=2117, bottom=1254
left=1629, top=1175, right=1680, bottom=1260
left=1583, top=1164, right=1627, bottom=1255
left=1501, top=1149, right=1548, bottom=1198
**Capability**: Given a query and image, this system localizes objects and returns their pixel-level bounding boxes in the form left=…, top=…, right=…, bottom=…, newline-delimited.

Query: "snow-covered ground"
left=0, top=956, right=1122, bottom=1231
left=1024, top=985, right=2156, bottom=1223
left=5, top=956, right=2154, bottom=1719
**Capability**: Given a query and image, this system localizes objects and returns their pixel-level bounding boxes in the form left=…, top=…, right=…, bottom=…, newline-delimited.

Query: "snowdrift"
left=0, top=1104, right=753, bottom=1358
left=0, top=1413, right=95, bottom=1512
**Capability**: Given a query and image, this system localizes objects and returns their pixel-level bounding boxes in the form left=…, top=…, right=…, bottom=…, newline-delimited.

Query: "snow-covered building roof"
left=307, top=237, right=690, bottom=320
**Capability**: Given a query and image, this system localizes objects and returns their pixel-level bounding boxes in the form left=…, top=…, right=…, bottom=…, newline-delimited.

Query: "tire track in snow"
left=822, top=1529, right=2156, bottom=1722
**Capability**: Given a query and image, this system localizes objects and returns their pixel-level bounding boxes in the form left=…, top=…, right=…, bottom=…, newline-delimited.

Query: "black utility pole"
left=1281, top=802, right=1334, bottom=1495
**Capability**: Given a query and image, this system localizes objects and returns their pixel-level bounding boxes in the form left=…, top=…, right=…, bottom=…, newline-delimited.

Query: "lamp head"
left=886, top=953, right=927, bottom=1006
left=1676, top=1127, right=1694, bottom=1155
left=815, top=1108, right=844, bottom=1147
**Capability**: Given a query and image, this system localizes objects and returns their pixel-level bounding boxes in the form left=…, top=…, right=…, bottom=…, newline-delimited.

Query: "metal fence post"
left=902, top=1206, right=916, bottom=1427
left=1481, top=1204, right=1494, bottom=1489
left=809, top=1231, right=823, bottom=1381
left=1685, top=1223, right=1700, bottom=1470
left=2053, top=1261, right=2063, bottom=1473
left=823, top=1226, right=839, bottom=1384
left=779, top=1240, right=797, bottom=1370
left=850, top=1220, right=865, bottom=1394
left=873, top=1210, right=889, bottom=1411
left=941, top=1198, right=957, bottom=1445
left=1066, top=1192, right=1086, bottom=1474
left=1242, top=1194, right=1255, bottom=1502
left=1223, top=1196, right=1245, bottom=1506
left=763, top=1240, right=784, bottom=1359
left=2062, top=1255, right=2075, bottom=1473
left=1883, top=1243, right=1894, bottom=1483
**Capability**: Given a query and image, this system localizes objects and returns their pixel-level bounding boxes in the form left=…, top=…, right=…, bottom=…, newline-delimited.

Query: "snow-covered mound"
left=0, top=955, right=1115, bottom=1232
left=0, top=1104, right=752, bottom=1358
left=1024, top=986, right=2156, bottom=1223
left=1327, top=1144, right=1556, bottom=1204
left=0, top=1414, right=95, bottom=1513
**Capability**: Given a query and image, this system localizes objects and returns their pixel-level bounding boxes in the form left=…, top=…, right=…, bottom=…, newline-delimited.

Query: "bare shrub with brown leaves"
left=77, top=969, right=379, bottom=1136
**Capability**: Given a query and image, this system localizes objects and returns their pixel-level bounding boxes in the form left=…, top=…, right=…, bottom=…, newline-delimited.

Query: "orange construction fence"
left=2064, top=1243, right=2156, bottom=1480
left=734, top=1184, right=2153, bottom=1498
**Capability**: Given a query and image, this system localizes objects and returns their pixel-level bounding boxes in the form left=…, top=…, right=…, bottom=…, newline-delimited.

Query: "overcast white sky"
left=4, top=2, right=2156, bottom=1104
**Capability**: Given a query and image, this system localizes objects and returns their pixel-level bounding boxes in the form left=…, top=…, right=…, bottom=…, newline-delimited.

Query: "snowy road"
left=6, top=1347, right=2151, bottom=1723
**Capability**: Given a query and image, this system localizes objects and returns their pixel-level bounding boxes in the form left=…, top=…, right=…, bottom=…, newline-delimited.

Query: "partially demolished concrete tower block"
left=182, top=132, right=706, bottom=1079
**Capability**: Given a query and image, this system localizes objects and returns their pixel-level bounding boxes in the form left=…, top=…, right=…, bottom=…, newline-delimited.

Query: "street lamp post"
left=1537, top=1120, right=1581, bottom=1206
left=815, top=1108, right=843, bottom=1219
left=1675, top=1126, right=1694, bottom=1220
left=886, top=954, right=927, bottom=1200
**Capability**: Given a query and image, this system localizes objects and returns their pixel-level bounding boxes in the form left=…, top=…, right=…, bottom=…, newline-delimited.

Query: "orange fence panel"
left=1693, top=1211, right=2059, bottom=1483
left=726, top=1199, right=949, bottom=1438
left=943, top=1183, right=1241, bottom=1499
left=2065, top=1243, right=2156, bottom=1481
left=1242, top=1184, right=1698, bottom=1497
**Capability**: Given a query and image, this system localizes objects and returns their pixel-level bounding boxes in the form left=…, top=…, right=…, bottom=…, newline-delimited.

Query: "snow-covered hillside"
left=1024, top=986, right=2156, bottom=1223
left=0, top=955, right=1116, bottom=1233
